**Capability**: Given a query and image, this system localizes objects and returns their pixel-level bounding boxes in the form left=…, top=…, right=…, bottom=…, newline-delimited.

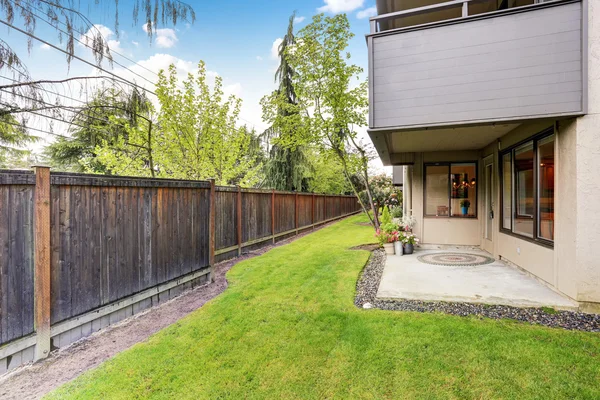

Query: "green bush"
left=390, top=206, right=402, bottom=219
left=381, top=206, right=392, bottom=225
left=381, top=222, right=399, bottom=234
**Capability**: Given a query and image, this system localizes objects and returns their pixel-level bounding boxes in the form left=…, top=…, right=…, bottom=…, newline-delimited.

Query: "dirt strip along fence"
left=0, top=168, right=361, bottom=370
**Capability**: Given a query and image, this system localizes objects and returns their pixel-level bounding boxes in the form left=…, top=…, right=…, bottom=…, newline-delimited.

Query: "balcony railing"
left=370, top=0, right=558, bottom=34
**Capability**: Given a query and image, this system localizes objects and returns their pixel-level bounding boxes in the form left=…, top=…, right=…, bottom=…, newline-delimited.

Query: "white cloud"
left=224, top=83, right=243, bottom=98
left=142, top=23, right=179, bottom=48
left=79, top=24, right=125, bottom=55
left=318, top=0, right=364, bottom=13
left=132, top=41, right=139, bottom=47
left=357, top=6, right=377, bottom=19
left=294, top=16, right=306, bottom=24
left=39, top=43, right=51, bottom=50
left=256, top=56, right=263, bottom=61
left=271, top=38, right=283, bottom=60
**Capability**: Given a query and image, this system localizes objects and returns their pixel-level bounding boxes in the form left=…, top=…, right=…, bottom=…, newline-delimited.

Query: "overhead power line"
left=0, top=19, right=155, bottom=96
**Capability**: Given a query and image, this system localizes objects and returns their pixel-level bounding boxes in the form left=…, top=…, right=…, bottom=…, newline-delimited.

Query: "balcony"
left=367, top=0, right=586, bottom=163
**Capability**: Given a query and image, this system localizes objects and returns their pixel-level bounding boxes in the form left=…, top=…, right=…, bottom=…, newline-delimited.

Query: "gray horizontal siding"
left=371, top=1, right=583, bottom=129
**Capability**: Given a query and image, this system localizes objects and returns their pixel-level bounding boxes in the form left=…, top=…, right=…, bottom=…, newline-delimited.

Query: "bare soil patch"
left=350, top=244, right=379, bottom=252
left=0, top=222, right=341, bottom=400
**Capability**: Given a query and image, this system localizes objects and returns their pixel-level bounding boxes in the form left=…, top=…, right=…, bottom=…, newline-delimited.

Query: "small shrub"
left=390, top=206, right=403, bottom=219
left=381, top=206, right=392, bottom=225
left=381, top=222, right=399, bottom=234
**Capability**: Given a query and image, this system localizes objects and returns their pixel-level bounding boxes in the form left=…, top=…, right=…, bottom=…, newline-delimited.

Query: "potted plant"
left=460, top=199, right=471, bottom=216
left=401, top=215, right=416, bottom=233
left=376, top=222, right=400, bottom=255
left=402, top=233, right=419, bottom=255
left=375, top=229, right=398, bottom=255
left=390, top=205, right=403, bottom=226
left=394, top=232, right=404, bottom=256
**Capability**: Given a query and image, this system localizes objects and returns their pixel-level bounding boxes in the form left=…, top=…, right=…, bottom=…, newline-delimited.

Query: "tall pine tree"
left=262, top=12, right=312, bottom=192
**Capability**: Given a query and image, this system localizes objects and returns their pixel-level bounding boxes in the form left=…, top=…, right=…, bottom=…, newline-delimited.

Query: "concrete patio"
left=377, top=249, right=578, bottom=310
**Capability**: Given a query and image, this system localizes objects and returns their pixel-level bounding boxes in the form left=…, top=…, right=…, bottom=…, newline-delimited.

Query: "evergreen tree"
left=262, top=12, right=312, bottom=192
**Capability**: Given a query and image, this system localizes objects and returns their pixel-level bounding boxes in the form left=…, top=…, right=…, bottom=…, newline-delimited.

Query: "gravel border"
left=355, top=249, right=600, bottom=332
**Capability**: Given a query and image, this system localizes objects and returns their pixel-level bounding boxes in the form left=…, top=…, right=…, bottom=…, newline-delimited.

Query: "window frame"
left=423, top=161, right=478, bottom=219
left=499, top=127, right=554, bottom=248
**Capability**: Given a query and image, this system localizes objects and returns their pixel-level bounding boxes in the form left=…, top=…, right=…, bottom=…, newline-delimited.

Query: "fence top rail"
left=1, top=169, right=359, bottom=198
left=50, top=172, right=213, bottom=189
left=0, top=169, right=35, bottom=185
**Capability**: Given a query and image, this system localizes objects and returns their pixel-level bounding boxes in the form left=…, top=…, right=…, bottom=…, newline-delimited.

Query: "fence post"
left=209, top=179, right=216, bottom=282
left=339, top=196, right=342, bottom=218
left=312, top=194, right=315, bottom=229
left=295, top=192, right=299, bottom=235
left=271, top=189, right=275, bottom=244
left=237, top=185, right=242, bottom=256
left=33, top=166, right=51, bottom=361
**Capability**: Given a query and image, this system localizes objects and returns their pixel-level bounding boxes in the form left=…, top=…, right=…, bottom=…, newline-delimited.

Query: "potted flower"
left=401, top=215, right=416, bottom=233
left=460, top=199, right=471, bottom=216
left=395, top=232, right=404, bottom=256
left=375, top=222, right=400, bottom=255
left=402, top=233, right=419, bottom=255
left=375, top=228, right=398, bottom=255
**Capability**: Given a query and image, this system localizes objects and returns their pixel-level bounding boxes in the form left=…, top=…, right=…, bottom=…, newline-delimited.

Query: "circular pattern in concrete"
left=417, top=252, right=495, bottom=267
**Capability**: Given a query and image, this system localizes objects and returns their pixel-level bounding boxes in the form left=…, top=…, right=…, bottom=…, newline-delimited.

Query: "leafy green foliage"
left=390, top=205, right=403, bottom=219
left=261, top=13, right=379, bottom=226
left=262, top=12, right=313, bottom=192
left=45, top=88, right=151, bottom=173
left=380, top=206, right=392, bottom=226
left=0, top=113, right=37, bottom=168
left=48, top=215, right=600, bottom=399
left=92, top=62, right=264, bottom=185
left=359, top=174, right=402, bottom=210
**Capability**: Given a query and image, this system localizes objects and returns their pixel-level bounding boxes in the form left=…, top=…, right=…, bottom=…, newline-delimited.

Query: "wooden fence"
left=0, top=168, right=361, bottom=362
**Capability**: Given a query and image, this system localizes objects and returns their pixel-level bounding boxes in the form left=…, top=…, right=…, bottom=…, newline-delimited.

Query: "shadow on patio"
left=377, top=248, right=578, bottom=311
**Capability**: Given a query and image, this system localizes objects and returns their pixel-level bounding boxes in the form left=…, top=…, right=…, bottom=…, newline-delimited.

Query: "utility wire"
left=1, top=118, right=73, bottom=140
left=1, top=87, right=134, bottom=131
left=0, top=19, right=155, bottom=96
left=16, top=1, right=262, bottom=130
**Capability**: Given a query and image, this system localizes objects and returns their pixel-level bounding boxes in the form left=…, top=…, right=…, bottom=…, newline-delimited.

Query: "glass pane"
left=514, top=141, right=534, bottom=237
left=538, top=135, right=555, bottom=241
left=450, top=163, right=477, bottom=217
left=486, top=164, right=493, bottom=240
left=425, top=165, right=449, bottom=216
left=502, top=153, right=512, bottom=230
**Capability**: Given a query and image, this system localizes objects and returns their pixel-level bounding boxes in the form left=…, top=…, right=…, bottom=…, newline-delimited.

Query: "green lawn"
left=48, top=215, right=600, bottom=399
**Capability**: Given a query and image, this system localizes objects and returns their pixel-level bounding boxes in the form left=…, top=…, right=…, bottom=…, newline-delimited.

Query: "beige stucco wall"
left=497, top=233, right=555, bottom=286
left=555, top=0, right=600, bottom=304
left=423, top=218, right=480, bottom=245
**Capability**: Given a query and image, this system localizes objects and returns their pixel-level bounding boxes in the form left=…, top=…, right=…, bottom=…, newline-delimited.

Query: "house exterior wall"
left=370, top=0, right=584, bottom=130
left=377, top=0, right=600, bottom=309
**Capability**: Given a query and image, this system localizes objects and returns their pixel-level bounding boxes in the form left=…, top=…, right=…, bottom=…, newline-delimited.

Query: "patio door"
left=483, top=157, right=494, bottom=253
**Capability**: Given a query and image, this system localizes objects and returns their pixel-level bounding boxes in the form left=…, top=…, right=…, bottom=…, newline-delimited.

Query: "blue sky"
left=2, top=0, right=386, bottom=170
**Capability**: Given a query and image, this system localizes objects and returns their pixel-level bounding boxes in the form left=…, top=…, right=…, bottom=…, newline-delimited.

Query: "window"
left=425, top=162, right=477, bottom=218
left=500, top=129, right=555, bottom=244
left=514, top=142, right=534, bottom=237
left=538, top=135, right=555, bottom=241
left=502, top=153, right=512, bottom=230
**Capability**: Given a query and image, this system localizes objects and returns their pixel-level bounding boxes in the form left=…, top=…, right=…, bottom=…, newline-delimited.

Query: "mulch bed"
left=355, top=249, right=600, bottom=332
